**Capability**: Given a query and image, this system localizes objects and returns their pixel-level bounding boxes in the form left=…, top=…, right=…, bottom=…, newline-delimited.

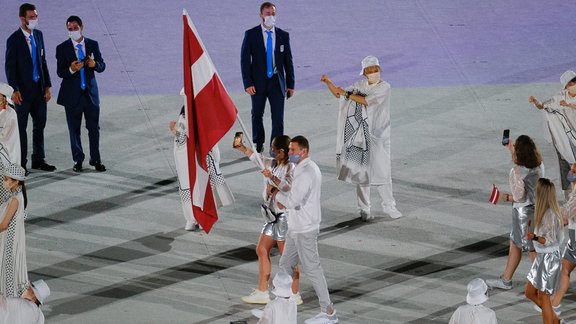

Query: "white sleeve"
left=276, top=172, right=312, bottom=210
left=366, top=83, right=389, bottom=108
left=509, top=167, right=526, bottom=202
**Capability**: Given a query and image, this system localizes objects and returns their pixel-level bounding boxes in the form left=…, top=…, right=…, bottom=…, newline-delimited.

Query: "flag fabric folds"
left=181, top=9, right=237, bottom=233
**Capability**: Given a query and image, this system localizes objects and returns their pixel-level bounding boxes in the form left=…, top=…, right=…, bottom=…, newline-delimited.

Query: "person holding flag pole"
left=178, top=9, right=246, bottom=233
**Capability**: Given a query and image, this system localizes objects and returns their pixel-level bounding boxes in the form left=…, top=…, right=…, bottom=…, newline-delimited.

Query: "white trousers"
left=356, top=183, right=396, bottom=214
left=279, top=230, right=333, bottom=312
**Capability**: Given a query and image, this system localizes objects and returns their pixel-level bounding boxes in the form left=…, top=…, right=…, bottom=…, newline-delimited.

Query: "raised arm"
left=320, top=75, right=345, bottom=99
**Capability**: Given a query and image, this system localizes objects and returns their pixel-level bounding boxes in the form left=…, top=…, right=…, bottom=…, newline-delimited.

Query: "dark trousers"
left=557, top=148, right=571, bottom=190
left=250, top=74, right=285, bottom=148
left=64, top=94, right=101, bottom=163
left=15, top=86, right=47, bottom=168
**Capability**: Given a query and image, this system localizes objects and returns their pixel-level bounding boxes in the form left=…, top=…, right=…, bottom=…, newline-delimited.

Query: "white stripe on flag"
left=191, top=52, right=215, bottom=98
left=192, top=152, right=209, bottom=209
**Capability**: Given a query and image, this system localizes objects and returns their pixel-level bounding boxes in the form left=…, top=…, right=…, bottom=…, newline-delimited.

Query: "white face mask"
left=568, top=84, right=576, bottom=94
left=263, top=15, right=276, bottom=28
left=69, top=30, right=82, bottom=42
left=366, top=72, right=381, bottom=84
left=26, top=19, right=38, bottom=30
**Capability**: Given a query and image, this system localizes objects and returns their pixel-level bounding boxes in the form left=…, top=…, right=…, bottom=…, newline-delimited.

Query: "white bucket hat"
left=0, top=83, right=13, bottom=100
left=466, top=278, right=488, bottom=305
left=271, top=272, right=292, bottom=298
left=0, top=83, right=14, bottom=107
left=359, top=55, right=380, bottom=75
left=3, top=163, right=27, bottom=181
left=30, top=280, right=50, bottom=304
left=561, top=70, right=576, bottom=89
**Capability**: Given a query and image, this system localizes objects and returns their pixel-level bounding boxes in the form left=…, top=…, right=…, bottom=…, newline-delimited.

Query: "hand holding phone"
left=233, top=132, right=243, bottom=148
left=502, top=129, right=510, bottom=146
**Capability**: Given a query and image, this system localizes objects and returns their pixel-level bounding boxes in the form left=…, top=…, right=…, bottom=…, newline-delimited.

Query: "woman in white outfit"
left=0, top=164, right=28, bottom=297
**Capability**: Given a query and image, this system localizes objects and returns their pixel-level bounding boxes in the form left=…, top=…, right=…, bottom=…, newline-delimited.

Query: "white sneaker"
left=304, top=310, right=338, bottom=324
left=292, top=292, right=303, bottom=305
left=485, top=277, right=512, bottom=290
left=251, top=308, right=264, bottom=319
left=241, top=289, right=270, bottom=304
left=383, top=205, right=402, bottom=219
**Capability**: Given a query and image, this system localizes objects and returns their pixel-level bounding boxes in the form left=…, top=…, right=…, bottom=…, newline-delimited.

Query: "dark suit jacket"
left=5, top=28, right=52, bottom=98
left=56, top=38, right=105, bottom=107
left=241, top=25, right=294, bottom=97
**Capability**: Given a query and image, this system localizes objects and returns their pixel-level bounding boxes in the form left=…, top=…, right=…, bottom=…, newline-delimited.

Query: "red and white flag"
left=182, top=9, right=237, bottom=233
left=489, top=184, right=500, bottom=205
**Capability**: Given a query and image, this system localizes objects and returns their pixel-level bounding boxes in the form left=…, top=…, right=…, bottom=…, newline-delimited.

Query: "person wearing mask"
left=529, top=70, right=576, bottom=200
left=234, top=135, right=302, bottom=305
left=321, top=55, right=402, bottom=221
left=5, top=3, right=54, bottom=174
left=0, top=83, right=21, bottom=169
left=241, top=2, right=295, bottom=153
left=275, top=136, right=338, bottom=324
left=56, top=15, right=106, bottom=172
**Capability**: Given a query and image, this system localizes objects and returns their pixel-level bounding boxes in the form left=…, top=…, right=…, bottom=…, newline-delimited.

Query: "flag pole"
left=236, top=115, right=265, bottom=170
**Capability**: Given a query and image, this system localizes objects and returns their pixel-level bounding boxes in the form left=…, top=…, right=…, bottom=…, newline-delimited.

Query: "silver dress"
left=527, top=209, right=564, bottom=294
left=509, top=166, right=541, bottom=252
left=249, top=153, right=294, bottom=241
left=562, top=190, right=576, bottom=264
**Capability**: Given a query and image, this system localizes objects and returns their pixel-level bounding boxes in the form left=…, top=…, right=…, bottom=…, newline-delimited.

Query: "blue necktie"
left=76, top=44, right=86, bottom=90
left=29, top=34, right=39, bottom=83
left=266, top=30, right=273, bottom=78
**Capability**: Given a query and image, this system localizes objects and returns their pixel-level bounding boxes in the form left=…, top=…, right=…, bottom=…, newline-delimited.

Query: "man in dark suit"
left=5, top=3, right=55, bottom=173
left=56, top=16, right=106, bottom=172
left=241, top=2, right=295, bottom=153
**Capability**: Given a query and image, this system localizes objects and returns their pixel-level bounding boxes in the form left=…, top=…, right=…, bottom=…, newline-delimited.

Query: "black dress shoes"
left=89, top=161, right=106, bottom=172
left=31, top=161, right=56, bottom=172
left=256, top=143, right=264, bottom=153
left=73, top=162, right=83, bottom=172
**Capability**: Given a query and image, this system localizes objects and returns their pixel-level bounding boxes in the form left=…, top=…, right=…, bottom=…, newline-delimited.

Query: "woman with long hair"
left=235, top=135, right=301, bottom=305
left=525, top=178, right=565, bottom=324
left=487, top=135, right=544, bottom=290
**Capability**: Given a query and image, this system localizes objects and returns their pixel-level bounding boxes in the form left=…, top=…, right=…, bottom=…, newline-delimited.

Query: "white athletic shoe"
left=292, top=292, right=303, bottom=305
left=485, top=277, right=512, bottom=290
left=383, top=205, right=402, bottom=219
left=304, top=310, right=338, bottom=324
left=241, top=289, right=270, bottom=304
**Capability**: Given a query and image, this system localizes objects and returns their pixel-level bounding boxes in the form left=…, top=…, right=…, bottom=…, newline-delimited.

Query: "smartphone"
left=502, top=129, right=510, bottom=146
left=233, top=131, right=243, bottom=148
